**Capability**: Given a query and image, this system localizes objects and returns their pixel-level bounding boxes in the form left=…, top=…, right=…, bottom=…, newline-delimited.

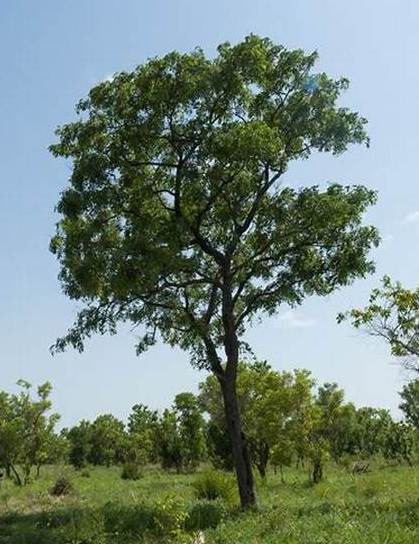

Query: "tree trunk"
left=256, top=442, right=270, bottom=481
left=215, top=263, right=257, bottom=509
left=311, top=458, right=323, bottom=484
left=257, top=462, right=266, bottom=480
left=9, top=464, right=22, bottom=486
left=219, top=376, right=257, bottom=509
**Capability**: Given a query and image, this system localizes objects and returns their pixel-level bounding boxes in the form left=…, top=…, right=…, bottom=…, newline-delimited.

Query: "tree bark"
left=255, top=442, right=269, bottom=481
left=219, top=375, right=257, bottom=509
left=9, top=464, right=22, bottom=486
left=311, top=458, right=323, bottom=484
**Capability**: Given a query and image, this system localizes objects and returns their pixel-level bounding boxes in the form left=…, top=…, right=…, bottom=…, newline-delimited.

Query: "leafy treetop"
left=50, top=34, right=378, bottom=376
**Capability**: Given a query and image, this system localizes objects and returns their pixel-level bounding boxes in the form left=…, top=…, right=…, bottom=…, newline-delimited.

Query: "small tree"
left=50, top=35, right=378, bottom=508
left=270, top=439, right=294, bottom=482
left=156, top=409, right=183, bottom=472
left=174, top=393, right=206, bottom=470
left=353, top=407, right=392, bottom=458
left=88, top=414, right=126, bottom=466
left=126, top=404, right=159, bottom=464
left=0, top=381, right=60, bottom=485
left=66, top=420, right=93, bottom=468
left=381, top=421, right=415, bottom=466
left=127, top=403, right=159, bottom=463
left=200, top=362, right=314, bottom=479
left=0, top=391, right=23, bottom=483
left=316, top=383, right=359, bottom=461
left=128, top=403, right=159, bottom=436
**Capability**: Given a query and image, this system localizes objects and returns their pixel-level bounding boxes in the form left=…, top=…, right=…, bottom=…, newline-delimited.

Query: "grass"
left=0, top=463, right=418, bottom=542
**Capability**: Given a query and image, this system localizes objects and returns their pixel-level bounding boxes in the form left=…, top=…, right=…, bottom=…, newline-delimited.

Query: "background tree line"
left=2, top=362, right=419, bottom=486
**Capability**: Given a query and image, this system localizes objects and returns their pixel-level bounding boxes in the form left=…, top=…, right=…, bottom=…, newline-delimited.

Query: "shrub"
left=186, top=499, right=227, bottom=530
left=102, top=497, right=188, bottom=540
left=192, top=470, right=234, bottom=503
left=49, top=476, right=73, bottom=496
left=151, top=495, right=189, bottom=538
left=121, top=462, right=142, bottom=481
left=80, top=468, right=91, bottom=478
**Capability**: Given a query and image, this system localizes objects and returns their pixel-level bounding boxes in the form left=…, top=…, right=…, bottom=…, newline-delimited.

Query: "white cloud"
left=404, top=210, right=419, bottom=224
left=276, top=310, right=316, bottom=329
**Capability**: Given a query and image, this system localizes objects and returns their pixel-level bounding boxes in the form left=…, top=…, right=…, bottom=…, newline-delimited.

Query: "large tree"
left=50, top=35, right=378, bottom=508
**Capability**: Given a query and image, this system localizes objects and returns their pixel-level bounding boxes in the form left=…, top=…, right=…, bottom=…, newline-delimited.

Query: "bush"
left=102, top=497, right=188, bottom=540
left=49, top=476, right=73, bottom=496
left=151, top=495, right=189, bottom=538
left=192, top=470, right=234, bottom=503
left=186, top=499, right=227, bottom=530
left=80, top=468, right=91, bottom=478
left=121, top=462, right=142, bottom=481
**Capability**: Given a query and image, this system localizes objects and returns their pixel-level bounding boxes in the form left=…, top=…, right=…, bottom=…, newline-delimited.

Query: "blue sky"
left=1, top=0, right=418, bottom=427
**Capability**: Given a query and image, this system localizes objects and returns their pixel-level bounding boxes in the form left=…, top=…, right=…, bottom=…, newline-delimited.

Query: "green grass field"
left=1, top=463, right=419, bottom=543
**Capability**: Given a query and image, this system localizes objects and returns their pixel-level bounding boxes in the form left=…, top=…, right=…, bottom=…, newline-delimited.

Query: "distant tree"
left=204, top=420, right=234, bottom=471
left=50, top=35, right=378, bottom=508
left=156, top=409, right=183, bottom=472
left=200, top=362, right=314, bottom=479
left=46, top=431, right=69, bottom=470
left=381, top=421, right=415, bottom=466
left=127, top=403, right=159, bottom=463
left=128, top=403, right=158, bottom=435
left=270, top=439, right=294, bottom=482
left=123, top=431, right=153, bottom=466
left=243, top=366, right=314, bottom=480
left=0, top=381, right=60, bottom=485
left=340, top=276, right=419, bottom=372
left=399, top=380, right=419, bottom=430
left=0, top=391, right=22, bottom=483
left=173, top=393, right=206, bottom=470
left=88, top=414, right=126, bottom=466
left=316, top=383, right=358, bottom=460
left=66, top=420, right=93, bottom=468
left=354, top=407, right=393, bottom=458
left=289, top=397, right=330, bottom=484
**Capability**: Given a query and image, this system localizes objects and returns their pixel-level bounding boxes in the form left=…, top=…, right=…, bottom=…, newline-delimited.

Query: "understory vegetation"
left=1, top=463, right=419, bottom=543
